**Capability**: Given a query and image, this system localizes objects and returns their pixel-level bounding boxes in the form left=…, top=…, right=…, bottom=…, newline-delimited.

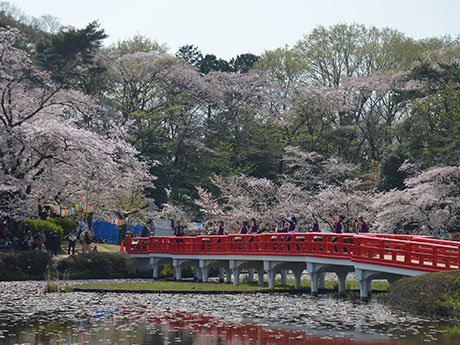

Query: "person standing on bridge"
left=216, top=220, right=225, bottom=243
left=240, top=221, right=248, bottom=234
left=250, top=218, right=258, bottom=234
left=311, top=214, right=319, bottom=232
left=330, top=214, right=345, bottom=252
left=174, top=220, right=185, bottom=243
left=288, top=217, right=297, bottom=232
left=217, top=221, right=225, bottom=235
left=330, top=214, right=344, bottom=234
left=353, top=216, right=368, bottom=233
left=275, top=216, right=289, bottom=233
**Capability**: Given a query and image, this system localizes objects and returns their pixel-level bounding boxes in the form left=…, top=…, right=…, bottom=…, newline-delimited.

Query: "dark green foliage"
left=199, top=54, right=233, bottom=74
left=230, top=53, right=260, bottom=73
left=50, top=218, right=77, bottom=236
left=56, top=252, right=135, bottom=279
left=0, top=251, right=52, bottom=280
left=34, top=21, right=107, bottom=92
left=205, top=120, right=283, bottom=180
left=376, top=147, right=407, bottom=191
left=176, top=46, right=259, bottom=74
left=396, top=62, right=460, bottom=167
left=407, top=62, right=460, bottom=93
left=389, top=271, right=460, bottom=317
left=176, top=44, right=203, bottom=67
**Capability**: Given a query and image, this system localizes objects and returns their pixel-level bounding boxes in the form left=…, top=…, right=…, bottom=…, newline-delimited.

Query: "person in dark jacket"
left=311, top=214, right=319, bottom=232
left=353, top=216, right=368, bottom=233
left=288, top=217, right=297, bottom=232
left=330, top=214, right=344, bottom=234
left=49, top=227, right=60, bottom=256
left=174, top=220, right=185, bottom=243
left=275, top=216, right=289, bottom=233
left=240, top=221, right=248, bottom=234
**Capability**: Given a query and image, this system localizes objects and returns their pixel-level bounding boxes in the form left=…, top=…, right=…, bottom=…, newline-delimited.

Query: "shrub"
left=56, top=252, right=135, bottom=279
left=389, top=271, right=460, bottom=317
left=0, top=251, right=52, bottom=280
left=50, top=218, right=77, bottom=236
left=28, top=219, right=64, bottom=250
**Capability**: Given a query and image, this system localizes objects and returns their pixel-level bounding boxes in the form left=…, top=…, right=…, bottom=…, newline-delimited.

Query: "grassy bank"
left=389, top=270, right=460, bottom=317
left=70, top=279, right=389, bottom=293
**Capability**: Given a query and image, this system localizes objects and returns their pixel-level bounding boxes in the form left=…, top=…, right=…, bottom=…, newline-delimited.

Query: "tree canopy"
left=0, top=10, right=459, bottom=235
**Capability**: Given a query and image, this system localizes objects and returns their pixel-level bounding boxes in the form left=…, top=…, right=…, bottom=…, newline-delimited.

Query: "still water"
left=0, top=281, right=459, bottom=345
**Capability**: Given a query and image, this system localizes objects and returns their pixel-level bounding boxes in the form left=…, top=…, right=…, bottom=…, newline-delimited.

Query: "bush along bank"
left=389, top=270, right=460, bottom=317
left=0, top=251, right=53, bottom=280
left=55, top=252, right=143, bottom=279
left=0, top=252, right=150, bottom=280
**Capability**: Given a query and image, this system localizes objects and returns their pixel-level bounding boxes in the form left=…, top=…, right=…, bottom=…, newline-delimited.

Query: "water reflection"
left=1, top=283, right=460, bottom=345
left=1, top=308, right=450, bottom=345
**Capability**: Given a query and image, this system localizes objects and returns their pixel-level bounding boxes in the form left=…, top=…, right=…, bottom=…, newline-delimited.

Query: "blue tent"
left=129, top=224, right=144, bottom=237
left=92, top=220, right=119, bottom=244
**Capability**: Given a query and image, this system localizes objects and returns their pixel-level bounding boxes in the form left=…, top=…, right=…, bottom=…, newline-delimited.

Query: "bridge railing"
left=127, top=233, right=356, bottom=258
left=126, top=233, right=460, bottom=272
left=352, top=235, right=459, bottom=271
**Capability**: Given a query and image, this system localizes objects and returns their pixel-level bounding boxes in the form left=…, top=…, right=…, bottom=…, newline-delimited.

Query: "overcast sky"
left=8, top=0, right=460, bottom=59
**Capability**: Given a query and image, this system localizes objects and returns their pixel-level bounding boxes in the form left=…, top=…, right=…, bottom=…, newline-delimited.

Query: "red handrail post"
left=405, top=243, right=411, bottom=264
left=432, top=246, right=437, bottom=267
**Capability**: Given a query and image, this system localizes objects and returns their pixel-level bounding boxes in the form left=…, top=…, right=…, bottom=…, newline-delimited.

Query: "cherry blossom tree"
left=309, top=179, right=375, bottom=232
left=372, top=166, right=460, bottom=235
left=195, top=175, right=278, bottom=232
left=194, top=146, right=369, bottom=232
left=0, top=27, right=155, bottom=221
left=106, top=51, right=221, bottom=208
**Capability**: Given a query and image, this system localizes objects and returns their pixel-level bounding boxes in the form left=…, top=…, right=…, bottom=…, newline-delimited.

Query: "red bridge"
left=125, top=233, right=460, bottom=300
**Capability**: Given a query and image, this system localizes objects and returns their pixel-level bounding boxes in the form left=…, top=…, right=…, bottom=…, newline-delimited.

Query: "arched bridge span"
left=125, top=233, right=459, bottom=300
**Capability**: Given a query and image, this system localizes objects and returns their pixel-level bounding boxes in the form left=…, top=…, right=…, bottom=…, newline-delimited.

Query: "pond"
left=0, top=280, right=459, bottom=345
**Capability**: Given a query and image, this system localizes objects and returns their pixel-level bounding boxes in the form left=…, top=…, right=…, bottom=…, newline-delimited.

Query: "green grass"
left=59, top=242, right=120, bottom=255
left=73, top=281, right=274, bottom=291
left=277, top=279, right=389, bottom=291
left=70, top=279, right=389, bottom=292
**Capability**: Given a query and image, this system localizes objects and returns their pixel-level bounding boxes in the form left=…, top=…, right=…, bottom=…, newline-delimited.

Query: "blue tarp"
left=92, top=220, right=144, bottom=244
left=130, top=224, right=144, bottom=237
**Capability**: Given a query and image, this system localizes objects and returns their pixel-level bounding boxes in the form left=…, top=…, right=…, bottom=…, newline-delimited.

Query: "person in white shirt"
left=68, top=228, right=78, bottom=255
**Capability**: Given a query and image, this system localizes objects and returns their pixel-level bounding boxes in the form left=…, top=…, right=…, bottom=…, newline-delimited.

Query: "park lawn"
left=90, top=243, right=121, bottom=252
left=282, top=279, right=389, bottom=291
left=71, top=279, right=389, bottom=292
left=72, top=281, right=278, bottom=291
left=59, top=241, right=120, bottom=255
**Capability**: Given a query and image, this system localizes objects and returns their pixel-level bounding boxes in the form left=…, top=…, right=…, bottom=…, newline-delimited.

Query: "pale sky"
left=8, top=0, right=460, bottom=59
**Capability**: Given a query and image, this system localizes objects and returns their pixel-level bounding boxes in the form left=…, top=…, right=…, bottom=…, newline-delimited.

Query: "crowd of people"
left=0, top=213, right=369, bottom=253
left=172, top=214, right=368, bottom=238
left=0, top=220, right=106, bottom=255
left=0, top=226, right=58, bottom=254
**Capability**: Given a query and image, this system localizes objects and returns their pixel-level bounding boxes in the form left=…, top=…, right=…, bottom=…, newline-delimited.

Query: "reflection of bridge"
left=125, top=233, right=460, bottom=300
left=118, top=308, right=398, bottom=345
